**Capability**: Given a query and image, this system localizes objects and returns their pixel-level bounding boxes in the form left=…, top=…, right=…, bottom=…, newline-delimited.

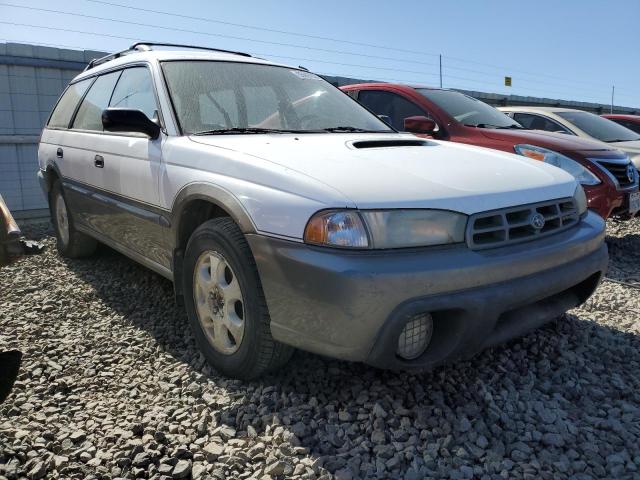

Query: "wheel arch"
left=41, top=162, right=63, bottom=194
left=170, top=183, right=257, bottom=303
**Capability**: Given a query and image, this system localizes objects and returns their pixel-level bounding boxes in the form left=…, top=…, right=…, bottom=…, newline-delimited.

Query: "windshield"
left=161, top=61, right=393, bottom=134
left=417, top=89, right=520, bottom=128
left=556, top=111, right=640, bottom=143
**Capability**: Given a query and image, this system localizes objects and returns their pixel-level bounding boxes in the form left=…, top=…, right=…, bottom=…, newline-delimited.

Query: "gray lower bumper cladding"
left=248, top=211, right=608, bottom=369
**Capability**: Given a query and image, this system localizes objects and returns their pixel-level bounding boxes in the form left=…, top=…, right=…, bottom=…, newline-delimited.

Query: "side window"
left=357, top=90, right=428, bottom=130
left=514, top=113, right=570, bottom=134
left=110, top=67, right=158, bottom=121
left=47, top=79, right=92, bottom=128
left=72, top=71, right=121, bottom=131
left=512, top=113, right=537, bottom=129
left=621, top=120, right=640, bottom=134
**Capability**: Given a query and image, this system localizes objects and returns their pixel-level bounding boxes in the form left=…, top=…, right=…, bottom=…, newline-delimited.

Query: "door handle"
left=56, top=148, right=63, bottom=158
left=94, top=155, right=104, bottom=168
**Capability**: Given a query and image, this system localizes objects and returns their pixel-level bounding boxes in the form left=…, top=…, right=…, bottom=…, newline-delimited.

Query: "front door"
left=90, top=66, right=171, bottom=268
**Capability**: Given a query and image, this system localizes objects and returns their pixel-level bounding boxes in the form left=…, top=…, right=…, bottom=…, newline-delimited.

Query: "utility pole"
left=439, top=55, right=443, bottom=88
left=611, top=86, right=615, bottom=114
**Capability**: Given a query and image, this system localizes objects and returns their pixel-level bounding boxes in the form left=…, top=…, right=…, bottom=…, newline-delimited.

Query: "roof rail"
left=130, top=42, right=252, bottom=57
left=84, top=47, right=135, bottom=71
left=84, top=42, right=252, bottom=71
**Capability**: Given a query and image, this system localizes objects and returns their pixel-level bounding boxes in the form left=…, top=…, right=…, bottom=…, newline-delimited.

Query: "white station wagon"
left=38, top=43, right=608, bottom=379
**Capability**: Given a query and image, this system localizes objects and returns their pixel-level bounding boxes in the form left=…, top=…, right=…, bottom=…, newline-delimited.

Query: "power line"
left=0, top=3, right=441, bottom=67
left=3, top=2, right=635, bottom=97
left=0, top=22, right=623, bottom=103
left=443, top=55, right=632, bottom=91
left=0, top=32, right=637, bottom=107
left=76, top=0, right=639, bottom=94
left=83, top=0, right=442, bottom=59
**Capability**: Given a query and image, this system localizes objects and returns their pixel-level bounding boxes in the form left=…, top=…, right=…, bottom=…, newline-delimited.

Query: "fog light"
left=397, top=313, right=433, bottom=360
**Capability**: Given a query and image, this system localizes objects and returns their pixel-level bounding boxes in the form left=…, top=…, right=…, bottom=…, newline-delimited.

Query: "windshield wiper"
left=604, top=138, right=639, bottom=143
left=322, top=126, right=387, bottom=133
left=193, top=127, right=298, bottom=135
left=463, top=123, right=523, bottom=129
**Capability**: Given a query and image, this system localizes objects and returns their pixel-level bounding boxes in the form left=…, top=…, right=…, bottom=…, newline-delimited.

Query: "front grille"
left=595, top=159, right=637, bottom=188
left=467, top=198, right=579, bottom=250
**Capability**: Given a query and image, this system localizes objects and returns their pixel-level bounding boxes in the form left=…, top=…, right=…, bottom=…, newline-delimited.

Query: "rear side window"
left=616, top=120, right=640, bottom=135
left=72, top=71, right=121, bottom=131
left=110, top=67, right=158, bottom=121
left=513, top=113, right=571, bottom=134
left=47, top=79, right=92, bottom=128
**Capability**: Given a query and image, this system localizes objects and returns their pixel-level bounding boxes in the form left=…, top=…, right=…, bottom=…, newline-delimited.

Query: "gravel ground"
left=1, top=219, right=639, bottom=480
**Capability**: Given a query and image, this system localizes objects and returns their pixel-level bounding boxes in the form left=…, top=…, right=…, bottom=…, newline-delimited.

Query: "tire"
left=183, top=217, right=293, bottom=380
left=49, top=180, right=97, bottom=258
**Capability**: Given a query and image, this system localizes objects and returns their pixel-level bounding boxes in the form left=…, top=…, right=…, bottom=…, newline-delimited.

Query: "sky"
left=1, top=0, right=639, bottom=108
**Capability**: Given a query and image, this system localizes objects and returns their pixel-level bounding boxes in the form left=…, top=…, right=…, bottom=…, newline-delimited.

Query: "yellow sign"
left=505, top=76, right=512, bottom=87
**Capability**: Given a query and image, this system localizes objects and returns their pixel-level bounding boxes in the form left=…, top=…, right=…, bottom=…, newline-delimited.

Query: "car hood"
left=477, top=128, right=617, bottom=155
left=607, top=140, right=640, bottom=154
left=608, top=141, right=640, bottom=169
left=189, top=133, right=577, bottom=214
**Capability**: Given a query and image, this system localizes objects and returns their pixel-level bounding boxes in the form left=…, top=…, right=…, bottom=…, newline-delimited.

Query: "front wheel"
left=50, top=181, right=97, bottom=258
left=183, top=218, right=293, bottom=379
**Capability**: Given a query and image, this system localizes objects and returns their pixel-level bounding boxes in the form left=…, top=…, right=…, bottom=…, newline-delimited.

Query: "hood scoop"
left=351, top=139, right=428, bottom=149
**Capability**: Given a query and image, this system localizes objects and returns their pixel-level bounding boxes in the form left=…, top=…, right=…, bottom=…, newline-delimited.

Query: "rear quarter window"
left=47, top=78, right=92, bottom=129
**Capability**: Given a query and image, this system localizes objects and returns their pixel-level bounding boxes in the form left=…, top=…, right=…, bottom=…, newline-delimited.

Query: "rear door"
left=38, top=78, right=93, bottom=210
left=65, top=70, right=123, bottom=233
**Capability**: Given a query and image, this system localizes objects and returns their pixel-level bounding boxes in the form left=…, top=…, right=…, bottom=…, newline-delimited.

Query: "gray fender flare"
left=40, top=161, right=64, bottom=193
left=170, top=182, right=257, bottom=301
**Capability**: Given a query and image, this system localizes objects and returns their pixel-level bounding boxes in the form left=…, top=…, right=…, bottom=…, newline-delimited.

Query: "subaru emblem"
left=627, top=164, right=636, bottom=183
left=529, top=213, right=546, bottom=230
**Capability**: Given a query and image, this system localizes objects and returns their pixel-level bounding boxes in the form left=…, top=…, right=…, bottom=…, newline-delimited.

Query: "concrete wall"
left=0, top=42, right=106, bottom=218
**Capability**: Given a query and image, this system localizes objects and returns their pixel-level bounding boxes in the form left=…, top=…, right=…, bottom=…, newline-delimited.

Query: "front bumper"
left=247, top=211, right=607, bottom=369
left=584, top=181, right=637, bottom=219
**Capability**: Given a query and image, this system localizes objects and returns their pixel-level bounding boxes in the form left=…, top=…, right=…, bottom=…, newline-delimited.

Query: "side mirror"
left=102, top=108, right=160, bottom=139
left=404, top=116, right=436, bottom=134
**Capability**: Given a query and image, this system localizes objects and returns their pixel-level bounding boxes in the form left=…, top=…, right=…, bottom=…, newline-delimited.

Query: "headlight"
left=304, top=209, right=467, bottom=249
left=304, top=210, right=369, bottom=248
left=514, top=144, right=601, bottom=186
left=574, top=185, right=588, bottom=216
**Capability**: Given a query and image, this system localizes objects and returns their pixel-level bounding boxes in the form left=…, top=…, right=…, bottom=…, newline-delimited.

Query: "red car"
left=341, top=83, right=639, bottom=219
left=602, top=114, right=640, bottom=135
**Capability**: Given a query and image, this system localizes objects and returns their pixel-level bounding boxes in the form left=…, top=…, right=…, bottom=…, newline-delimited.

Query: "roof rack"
left=84, top=42, right=252, bottom=71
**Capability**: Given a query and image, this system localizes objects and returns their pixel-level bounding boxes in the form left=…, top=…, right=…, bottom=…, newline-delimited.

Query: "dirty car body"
left=37, top=44, right=607, bottom=376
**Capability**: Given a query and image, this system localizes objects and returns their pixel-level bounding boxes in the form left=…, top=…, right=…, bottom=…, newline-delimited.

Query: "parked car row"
left=340, top=84, right=640, bottom=220
left=38, top=43, right=611, bottom=379
left=499, top=106, right=640, bottom=170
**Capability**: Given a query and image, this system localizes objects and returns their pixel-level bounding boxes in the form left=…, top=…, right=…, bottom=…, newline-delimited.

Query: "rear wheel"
left=183, top=217, right=293, bottom=379
left=50, top=180, right=97, bottom=258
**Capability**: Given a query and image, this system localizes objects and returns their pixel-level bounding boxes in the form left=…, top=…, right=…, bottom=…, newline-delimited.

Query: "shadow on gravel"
left=606, top=232, right=640, bottom=279
left=51, top=223, right=640, bottom=478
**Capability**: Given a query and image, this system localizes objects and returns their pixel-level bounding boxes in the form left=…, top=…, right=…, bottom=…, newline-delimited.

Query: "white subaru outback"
left=38, top=43, right=608, bottom=379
